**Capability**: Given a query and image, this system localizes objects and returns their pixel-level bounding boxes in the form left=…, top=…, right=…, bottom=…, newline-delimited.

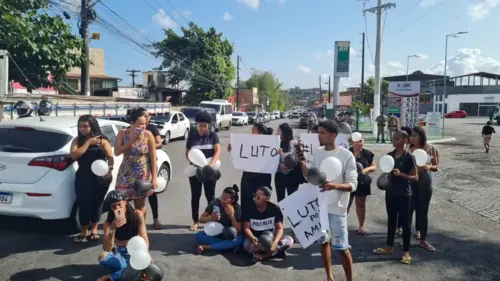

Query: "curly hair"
left=195, top=110, right=213, bottom=124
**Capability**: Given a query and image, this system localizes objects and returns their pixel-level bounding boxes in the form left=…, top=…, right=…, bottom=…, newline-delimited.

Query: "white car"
left=231, top=111, right=248, bottom=126
left=150, top=111, right=190, bottom=144
left=0, top=117, right=172, bottom=230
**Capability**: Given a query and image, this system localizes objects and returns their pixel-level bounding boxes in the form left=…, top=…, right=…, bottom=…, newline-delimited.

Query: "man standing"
left=299, top=120, right=358, bottom=281
left=307, top=113, right=318, bottom=133
left=388, top=113, right=400, bottom=141
left=375, top=113, right=388, bottom=143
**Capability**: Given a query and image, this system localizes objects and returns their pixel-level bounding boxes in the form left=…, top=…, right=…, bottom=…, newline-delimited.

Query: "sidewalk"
left=362, top=133, right=456, bottom=148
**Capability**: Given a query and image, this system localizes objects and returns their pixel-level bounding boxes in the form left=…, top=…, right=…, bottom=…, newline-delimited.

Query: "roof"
left=0, top=116, right=127, bottom=132
left=450, top=72, right=500, bottom=80
left=181, top=106, right=216, bottom=112
left=383, top=71, right=449, bottom=81
left=65, top=73, right=121, bottom=80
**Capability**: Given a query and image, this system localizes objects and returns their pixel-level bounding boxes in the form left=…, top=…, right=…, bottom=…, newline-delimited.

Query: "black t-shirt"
left=350, top=148, right=374, bottom=187
left=482, top=125, right=496, bottom=136
left=242, top=202, right=283, bottom=237
left=186, top=130, right=220, bottom=159
left=205, top=198, right=242, bottom=227
left=387, top=150, right=415, bottom=196
left=146, top=124, right=160, bottom=137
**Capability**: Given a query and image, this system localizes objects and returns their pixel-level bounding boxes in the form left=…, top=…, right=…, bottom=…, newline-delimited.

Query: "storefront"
left=445, top=93, right=500, bottom=116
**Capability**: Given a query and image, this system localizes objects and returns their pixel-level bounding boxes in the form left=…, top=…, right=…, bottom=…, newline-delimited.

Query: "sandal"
left=373, top=248, right=393, bottom=254
left=396, top=228, right=403, bottom=236
left=73, top=235, right=88, bottom=244
left=415, top=232, right=421, bottom=240
left=189, top=223, right=199, bottom=232
left=153, top=220, right=163, bottom=230
left=89, top=233, right=100, bottom=241
left=419, top=242, right=435, bottom=252
left=400, top=256, right=412, bottom=265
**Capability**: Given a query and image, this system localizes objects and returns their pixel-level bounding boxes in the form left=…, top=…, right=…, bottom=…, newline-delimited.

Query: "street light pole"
left=406, top=55, right=419, bottom=81
left=442, top=31, right=468, bottom=138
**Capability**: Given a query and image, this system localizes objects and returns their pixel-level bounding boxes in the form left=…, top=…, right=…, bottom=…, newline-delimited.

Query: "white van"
left=199, top=99, right=233, bottom=131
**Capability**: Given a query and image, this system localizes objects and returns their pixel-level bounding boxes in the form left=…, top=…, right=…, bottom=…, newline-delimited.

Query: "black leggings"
left=189, top=176, right=216, bottom=222
left=409, top=180, right=433, bottom=240
left=274, top=172, right=299, bottom=203
left=240, top=172, right=272, bottom=214
left=75, top=173, right=108, bottom=227
left=386, top=193, right=411, bottom=252
left=148, top=193, right=159, bottom=219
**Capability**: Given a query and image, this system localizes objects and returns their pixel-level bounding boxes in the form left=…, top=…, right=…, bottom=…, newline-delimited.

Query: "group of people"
left=72, top=106, right=441, bottom=281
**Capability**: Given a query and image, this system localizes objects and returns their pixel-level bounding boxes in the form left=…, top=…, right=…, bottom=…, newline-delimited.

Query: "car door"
left=100, top=125, right=120, bottom=193
left=178, top=113, right=189, bottom=133
left=170, top=113, right=181, bottom=138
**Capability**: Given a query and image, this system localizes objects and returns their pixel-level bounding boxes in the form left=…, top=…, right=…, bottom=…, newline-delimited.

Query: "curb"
left=364, top=137, right=456, bottom=148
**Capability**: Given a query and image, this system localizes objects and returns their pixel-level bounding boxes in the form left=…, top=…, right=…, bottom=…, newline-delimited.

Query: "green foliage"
left=240, top=70, right=284, bottom=111
left=363, top=77, right=389, bottom=103
left=0, top=0, right=85, bottom=90
left=152, top=23, right=235, bottom=103
left=351, top=100, right=371, bottom=116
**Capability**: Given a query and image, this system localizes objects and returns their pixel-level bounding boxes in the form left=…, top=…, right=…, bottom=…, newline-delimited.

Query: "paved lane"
left=0, top=118, right=499, bottom=281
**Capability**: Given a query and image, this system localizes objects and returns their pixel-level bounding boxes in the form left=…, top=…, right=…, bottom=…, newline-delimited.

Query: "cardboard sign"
left=230, top=133, right=281, bottom=173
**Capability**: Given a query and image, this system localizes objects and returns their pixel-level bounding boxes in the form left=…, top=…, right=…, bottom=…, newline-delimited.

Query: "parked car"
left=0, top=117, right=172, bottom=231
left=299, top=112, right=313, bottom=128
left=290, top=112, right=299, bottom=119
left=232, top=111, right=249, bottom=126
left=259, top=113, right=267, bottom=123
left=180, top=107, right=219, bottom=132
left=150, top=111, right=190, bottom=144
left=444, top=110, right=467, bottom=118
left=247, top=111, right=261, bottom=124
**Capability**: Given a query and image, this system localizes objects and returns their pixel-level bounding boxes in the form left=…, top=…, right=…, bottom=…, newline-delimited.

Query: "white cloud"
left=416, top=53, right=429, bottom=60
left=420, top=0, right=440, bottom=7
left=237, top=0, right=260, bottom=9
left=350, top=47, right=357, bottom=57
left=388, top=61, right=404, bottom=69
left=468, top=0, right=500, bottom=21
left=297, top=65, right=311, bottom=73
left=223, top=12, right=233, bottom=21
left=153, top=9, right=179, bottom=29
left=425, top=48, right=500, bottom=77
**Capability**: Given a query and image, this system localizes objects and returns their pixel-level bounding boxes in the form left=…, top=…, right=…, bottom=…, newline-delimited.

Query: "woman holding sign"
left=228, top=123, right=273, bottom=214
left=186, top=111, right=221, bottom=231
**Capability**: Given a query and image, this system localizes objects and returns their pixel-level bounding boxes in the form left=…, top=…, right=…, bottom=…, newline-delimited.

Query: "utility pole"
left=328, top=76, right=331, bottom=103
left=236, top=55, right=240, bottom=111
left=126, top=69, right=141, bottom=87
left=360, top=32, right=365, bottom=103
left=319, top=75, right=322, bottom=105
left=80, top=0, right=91, bottom=96
left=364, top=0, right=395, bottom=137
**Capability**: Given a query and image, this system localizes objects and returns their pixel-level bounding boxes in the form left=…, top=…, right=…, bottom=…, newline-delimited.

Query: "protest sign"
left=336, top=133, right=349, bottom=150
left=279, top=184, right=330, bottom=249
left=230, top=133, right=281, bottom=173
left=299, top=133, right=320, bottom=168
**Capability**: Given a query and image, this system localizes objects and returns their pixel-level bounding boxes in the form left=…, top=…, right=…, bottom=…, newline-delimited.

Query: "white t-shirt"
left=312, top=146, right=358, bottom=215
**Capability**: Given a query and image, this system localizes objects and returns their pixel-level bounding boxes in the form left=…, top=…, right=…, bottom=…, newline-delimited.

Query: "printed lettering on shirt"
left=250, top=217, right=275, bottom=231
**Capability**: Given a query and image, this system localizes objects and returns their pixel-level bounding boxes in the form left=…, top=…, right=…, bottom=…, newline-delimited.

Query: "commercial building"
left=229, top=87, right=259, bottom=111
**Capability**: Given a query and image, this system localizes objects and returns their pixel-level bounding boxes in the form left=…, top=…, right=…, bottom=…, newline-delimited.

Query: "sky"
left=56, top=0, right=500, bottom=90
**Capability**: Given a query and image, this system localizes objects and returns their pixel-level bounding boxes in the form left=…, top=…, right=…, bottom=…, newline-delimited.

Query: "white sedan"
left=231, top=111, right=249, bottom=126
left=0, top=117, right=172, bottom=231
left=150, top=111, right=190, bottom=144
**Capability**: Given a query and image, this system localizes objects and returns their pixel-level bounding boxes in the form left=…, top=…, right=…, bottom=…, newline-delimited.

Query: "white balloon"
left=379, top=155, right=395, bottom=173
left=320, top=157, right=343, bottom=181
left=351, top=132, right=362, bottom=142
left=206, top=157, right=221, bottom=169
left=413, top=149, right=428, bottom=167
left=188, top=149, right=208, bottom=167
left=184, top=165, right=197, bottom=177
left=130, top=250, right=152, bottom=270
left=126, top=236, right=148, bottom=254
left=155, top=177, right=167, bottom=193
left=204, top=221, right=224, bottom=236
left=91, top=160, right=108, bottom=176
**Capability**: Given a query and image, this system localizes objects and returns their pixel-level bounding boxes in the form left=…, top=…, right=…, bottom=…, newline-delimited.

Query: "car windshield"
left=233, top=112, right=243, bottom=116
left=151, top=113, right=171, bottom=122
left=181, top=108, right=201, bottom=118
left=200, top=103, right=221, bottom=113
left=247, top=112, right=256, bottom=116
left=0, top=127, right=73, bottom=153
left=258, top=113, right=264, bottom=117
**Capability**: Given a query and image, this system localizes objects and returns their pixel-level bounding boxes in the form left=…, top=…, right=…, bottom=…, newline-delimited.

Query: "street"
left=1, top=118, right=500, bottom=281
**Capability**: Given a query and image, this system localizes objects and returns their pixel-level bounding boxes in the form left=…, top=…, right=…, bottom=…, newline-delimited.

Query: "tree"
left=240, top=70, right=284, bottom=111
left=152, top=23, right=235, bottom=103
left=0, top=0, right=85, bottom=90
left=362, top=77, right=389, bottom=104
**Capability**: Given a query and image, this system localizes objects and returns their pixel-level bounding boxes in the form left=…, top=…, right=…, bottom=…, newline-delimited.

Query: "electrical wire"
left=383, top=0, right=424, bottom=31
left=166, top=0, right=190, bottom=25
left=7, top=53, right=43, bottom=95
left=239, top=57, right=254, bottom=76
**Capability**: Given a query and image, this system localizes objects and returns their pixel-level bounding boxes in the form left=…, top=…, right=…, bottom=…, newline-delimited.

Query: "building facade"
left=230, top=88, right=259, bottom=111
left=142, top=71, right=184, bottom=105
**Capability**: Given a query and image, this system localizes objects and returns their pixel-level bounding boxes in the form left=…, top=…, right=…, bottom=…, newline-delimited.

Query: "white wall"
left=446, top=93, right=500, bottom=112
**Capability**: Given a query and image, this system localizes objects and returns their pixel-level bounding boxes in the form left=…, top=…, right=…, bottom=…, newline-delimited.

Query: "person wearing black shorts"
left=348, top=136, right=376, bottom=235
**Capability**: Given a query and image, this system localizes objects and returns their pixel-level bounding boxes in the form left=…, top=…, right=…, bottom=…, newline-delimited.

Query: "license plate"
left=0, top=192, right=13, bottom=204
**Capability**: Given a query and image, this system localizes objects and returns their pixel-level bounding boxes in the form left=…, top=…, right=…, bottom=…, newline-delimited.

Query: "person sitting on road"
left=98, top=190, right=149, bottom=281
left=196, top=185, right=244, bottom=254
left=242, top=186, right=294, bottom=264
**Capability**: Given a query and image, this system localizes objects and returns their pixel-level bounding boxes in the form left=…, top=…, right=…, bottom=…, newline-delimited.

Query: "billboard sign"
left=334, top=41, right=350, bottom=78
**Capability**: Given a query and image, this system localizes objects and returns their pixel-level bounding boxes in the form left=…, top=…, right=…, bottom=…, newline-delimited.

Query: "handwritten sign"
left=299, top=133, right=320, bottom=168
left=230, top=133, right=281, bottom=173
left=279, top=184, right=330, bottom=249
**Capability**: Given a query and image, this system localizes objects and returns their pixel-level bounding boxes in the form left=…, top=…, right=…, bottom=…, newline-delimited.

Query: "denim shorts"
left=99, top=246, right=130, bottom=281
left=328, top=213, right=350, bottom=251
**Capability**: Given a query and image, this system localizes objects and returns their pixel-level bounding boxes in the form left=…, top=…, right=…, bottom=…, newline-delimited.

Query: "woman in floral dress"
left=114, top=109, right=158, bottom=216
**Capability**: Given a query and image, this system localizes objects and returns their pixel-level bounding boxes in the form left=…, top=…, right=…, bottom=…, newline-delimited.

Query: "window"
left=172, top=114, right=179, bottom=123
left=100, top=125, right=117, bottom=146
left=115, top=125, right=126, bottom=132
left=0, top=128, right=72, bottom=153
left=419, top=94, right=431, bottom=104
left=225, top=105, right=233, bottom=114
left=178, top=113, right=186, bottom=121
left=66, top=79, right=78, bottom=91
left=102, top=80, right=117, bottom=88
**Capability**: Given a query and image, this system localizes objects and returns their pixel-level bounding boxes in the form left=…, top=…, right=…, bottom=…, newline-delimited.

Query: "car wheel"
left=227, top=122, right=232, bottom=130
left=164, top=131, right=170, bottom=144
left=156, top=163, right=170, bottom=194
left=211, top=124, right=216, bottom=132
left=216, top=123, right=221, bottom=132
left=183, top=129, right=189, bottom=140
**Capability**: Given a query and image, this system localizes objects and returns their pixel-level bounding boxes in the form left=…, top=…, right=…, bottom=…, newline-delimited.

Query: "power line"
left=166, top=0, right=190, bottom=25
left=383, top=0, right=423, bottom=31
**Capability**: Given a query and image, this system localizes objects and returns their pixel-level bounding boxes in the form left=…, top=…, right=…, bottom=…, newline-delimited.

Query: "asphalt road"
left=1, top=118, right=500, bottom=281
